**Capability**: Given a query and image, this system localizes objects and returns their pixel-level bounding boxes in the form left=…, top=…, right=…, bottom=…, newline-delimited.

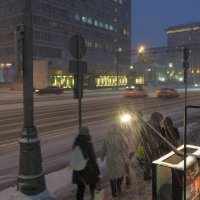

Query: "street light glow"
left=120, top=113, right=131, bottom=123
left=138, top=45, right=145, bottom=54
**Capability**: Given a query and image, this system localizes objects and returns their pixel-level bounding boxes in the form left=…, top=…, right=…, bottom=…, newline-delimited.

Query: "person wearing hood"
left=72, top=127, right=100, bottom=200
left=101, top=123, right=129, bottom=197
left=147, top=111, right=164, bottom=159
left=161, top=116, right=180, bottom=153
left=140, top=112, right=164, bottom=180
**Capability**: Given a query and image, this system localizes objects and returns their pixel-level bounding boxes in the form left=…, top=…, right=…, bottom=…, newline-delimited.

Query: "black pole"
left=17, top=0, right=45, bottom=195
left=78, top=61, right=82, bottom=131
left=77, top=35, right=82, bottom=132
left=116, top=51, right=119, bottom=90
left=183, top=47, right=189, bottom=200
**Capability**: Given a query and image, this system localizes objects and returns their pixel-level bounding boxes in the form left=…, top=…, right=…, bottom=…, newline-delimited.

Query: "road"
left=0, top=89, right=200, bottom=190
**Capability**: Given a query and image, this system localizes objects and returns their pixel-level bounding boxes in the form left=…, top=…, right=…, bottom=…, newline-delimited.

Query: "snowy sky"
left=131, top=0, right=200, bottom=49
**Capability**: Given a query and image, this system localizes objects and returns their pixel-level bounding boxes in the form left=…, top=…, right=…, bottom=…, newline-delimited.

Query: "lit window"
left=105, top=24, right=109, bottom=29
left=94, top=42, right=98, bottom=48
left=82, top=16, right=87, bottom=23
left=99, top=22, right=103, bottom=28
left=85, top=40, right=92, bottom=47
left=123, top=29, right=127, bottom=35
left=118, top=47, right=122, bottom=52
left=87, top=18, right=92, bottom=24
left=75, top=14, right=80, bottom=21
left=94, top=20, right=98, bottom=26
left=109, top=25, right=113, bottom=30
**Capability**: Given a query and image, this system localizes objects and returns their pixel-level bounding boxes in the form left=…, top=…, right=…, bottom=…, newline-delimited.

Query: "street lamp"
left=138, top=45, right=145, bottom=55
left=120, top=113, right=131, bottom=123
left=17, top=0, right=46, bottom=195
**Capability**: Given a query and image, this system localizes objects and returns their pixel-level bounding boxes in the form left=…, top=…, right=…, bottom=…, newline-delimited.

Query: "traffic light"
left=73, top=74, right=83, bottom=99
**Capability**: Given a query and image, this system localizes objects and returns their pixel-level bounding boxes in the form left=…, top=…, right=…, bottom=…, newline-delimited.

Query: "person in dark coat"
left=161, top=116, right=180, bottom=153
left=140, top=112, right=164, bottom=180
left=72, top=127, right=100, bottom=200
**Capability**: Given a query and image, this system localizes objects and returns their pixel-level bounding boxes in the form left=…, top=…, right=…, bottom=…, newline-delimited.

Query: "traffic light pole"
left=116, top=51, right=119, bottom=90
left=78, top=60, right=82, bottom=130
left=69, top=34, right=87, bottom=133
left=17, top=0, right=46, bottom=195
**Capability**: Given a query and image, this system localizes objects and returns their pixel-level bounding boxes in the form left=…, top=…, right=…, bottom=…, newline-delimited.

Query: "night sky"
left=131, top=0, right=200, bottom=50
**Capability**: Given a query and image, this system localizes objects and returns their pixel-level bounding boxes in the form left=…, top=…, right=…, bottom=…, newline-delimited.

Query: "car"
left=35, top=86, right=63, bottom=95
left=123, top=85, right=147, bottom=98
left=156, top=88, right=179, bottom=98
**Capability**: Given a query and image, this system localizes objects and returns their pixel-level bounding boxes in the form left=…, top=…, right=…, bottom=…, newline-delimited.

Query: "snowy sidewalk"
left=1, top=122, right=199, bottom=200
left=0, top=156, right=152, bottom=200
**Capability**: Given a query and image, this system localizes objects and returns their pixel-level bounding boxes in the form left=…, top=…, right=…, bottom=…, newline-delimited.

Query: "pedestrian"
left=72, top=127, right=100, bottom=200
left=101, top=123, right=129, bottom=197
left=120, top=127, right=134, bottom=189
left=161, top=116, right=180, bottom=153
left=147, top=111, right=164, bottom=159
left=139, top=112, right=164, bottom=180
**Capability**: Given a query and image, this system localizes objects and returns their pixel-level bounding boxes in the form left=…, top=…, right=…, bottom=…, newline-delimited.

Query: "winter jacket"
left=161, top=117, right=180, bottom=153
left=138, top=116, right=164, bottom=164
left=72, top=132, right=100, bottom=185
left=161, top=126, right=180, bottom=152
left=101, top=124, right=129, bottom=179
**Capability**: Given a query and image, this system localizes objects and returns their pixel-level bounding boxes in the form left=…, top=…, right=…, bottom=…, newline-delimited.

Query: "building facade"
left=165, top=23, right=200, bottom=85
left=133, top=47, right=168, bottom=85
left=0, top=0, right=131, bottom=89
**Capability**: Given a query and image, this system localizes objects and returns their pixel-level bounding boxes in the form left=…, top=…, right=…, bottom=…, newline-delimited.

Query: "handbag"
left=94, top=178, right=106, bottom=200
left=69, top=145, right=88, bottom=171
left=94, top=188, right=106, bottom=200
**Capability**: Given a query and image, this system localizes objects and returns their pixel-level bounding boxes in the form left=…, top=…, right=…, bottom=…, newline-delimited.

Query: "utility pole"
left=183, top=47, right=189, bottom=200
left=17, top=0, right=46, bottom=195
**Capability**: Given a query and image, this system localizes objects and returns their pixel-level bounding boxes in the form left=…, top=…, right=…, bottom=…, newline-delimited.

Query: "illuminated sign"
left=186, top=161, right=200, bottom=200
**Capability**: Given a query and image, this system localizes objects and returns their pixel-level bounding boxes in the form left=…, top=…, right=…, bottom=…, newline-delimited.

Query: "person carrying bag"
left=71, top=127, right=100, bottom=200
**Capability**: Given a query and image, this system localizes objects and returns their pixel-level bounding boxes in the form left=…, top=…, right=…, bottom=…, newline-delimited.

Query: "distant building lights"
left=1, top=63, right=12, bottom=68
left=179, top=77, right=183, bottom=82
left=169, top=63, right=173, bottom=68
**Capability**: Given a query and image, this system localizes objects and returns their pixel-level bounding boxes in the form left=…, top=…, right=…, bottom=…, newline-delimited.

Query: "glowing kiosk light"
left=152, top=145, right=200, bottom=200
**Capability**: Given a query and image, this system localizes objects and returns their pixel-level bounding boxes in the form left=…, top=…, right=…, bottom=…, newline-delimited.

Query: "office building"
left=0, top=0, right=131, bottom=89
left=165, top=23, right=200, bottom=84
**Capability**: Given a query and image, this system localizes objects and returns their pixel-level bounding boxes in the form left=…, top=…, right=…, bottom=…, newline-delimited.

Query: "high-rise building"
left=0, top=0, right=131, bottom=89
left=165, top=23, right=200, bottom=84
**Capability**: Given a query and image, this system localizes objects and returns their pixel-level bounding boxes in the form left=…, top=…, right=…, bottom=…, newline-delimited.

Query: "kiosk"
left=152, top=145, right=200, bottom=200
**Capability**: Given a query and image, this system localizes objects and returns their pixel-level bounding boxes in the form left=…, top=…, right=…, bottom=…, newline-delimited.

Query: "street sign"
left=69, top=60, right=87, bottom=74
left=69, top=34, right=86, bottom=60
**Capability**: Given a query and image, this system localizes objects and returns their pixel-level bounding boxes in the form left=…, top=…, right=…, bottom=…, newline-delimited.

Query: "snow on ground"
left=1, top=122, right=199, bottom=200
left=0, top=158, right=108, bottom=200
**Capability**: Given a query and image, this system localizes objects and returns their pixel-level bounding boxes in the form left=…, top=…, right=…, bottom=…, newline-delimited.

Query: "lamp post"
left=17, top=0, right=46, bottom=195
